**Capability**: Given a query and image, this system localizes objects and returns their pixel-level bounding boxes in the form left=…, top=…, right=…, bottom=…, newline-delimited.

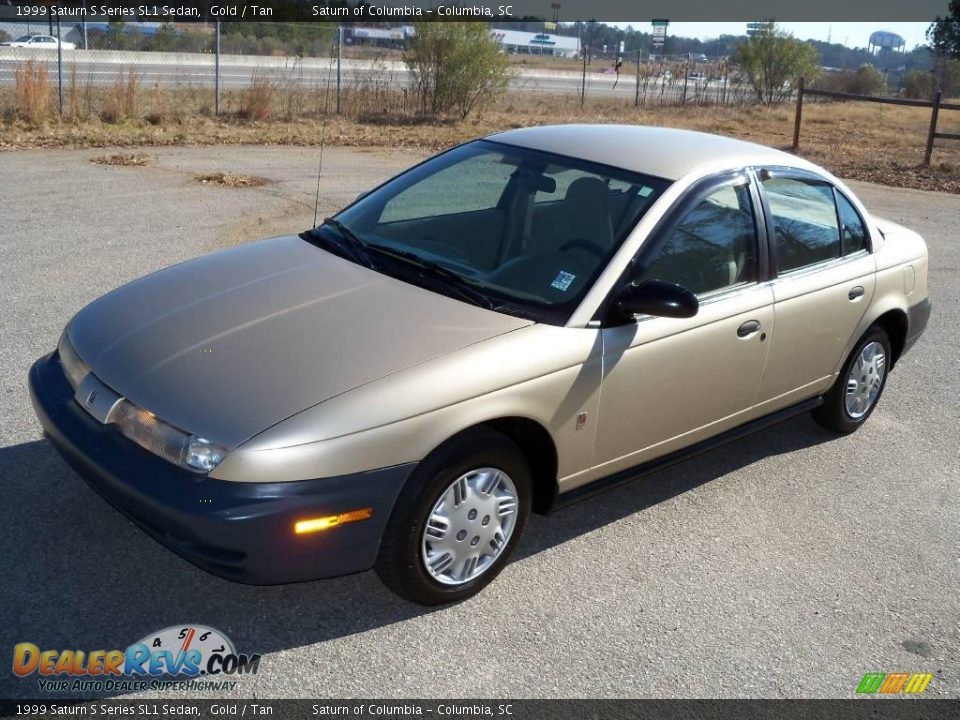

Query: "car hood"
left=68, top=235, right=530, bottom=448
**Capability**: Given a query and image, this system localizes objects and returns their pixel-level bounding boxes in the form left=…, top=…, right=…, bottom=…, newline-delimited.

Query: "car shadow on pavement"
left=516, top=414, right=837, bottom=563
left=0, top=414, right=833, bottom=696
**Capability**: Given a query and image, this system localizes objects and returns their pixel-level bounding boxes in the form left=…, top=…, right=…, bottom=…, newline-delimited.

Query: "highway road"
left=0, top=47, right=732, bottom=101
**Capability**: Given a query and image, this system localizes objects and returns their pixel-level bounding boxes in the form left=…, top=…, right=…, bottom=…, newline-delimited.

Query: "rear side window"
left=763, top=177, right=841, bottom=273
left=836, top=192, right=868, bottom=255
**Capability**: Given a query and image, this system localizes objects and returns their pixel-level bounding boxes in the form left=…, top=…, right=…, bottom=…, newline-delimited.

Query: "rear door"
left=753, top=169, right=876, bottom=413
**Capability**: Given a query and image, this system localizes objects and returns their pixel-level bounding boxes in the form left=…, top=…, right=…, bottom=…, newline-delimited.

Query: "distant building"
left=347, top=25, right=414, bottom=48
left=490, top=29, right=580, bottom=58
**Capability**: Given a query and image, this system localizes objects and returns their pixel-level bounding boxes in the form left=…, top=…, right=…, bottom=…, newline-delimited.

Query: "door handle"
left=737, top=320, right=761, bottom=338
left=848, top=286, right=865, bottom=300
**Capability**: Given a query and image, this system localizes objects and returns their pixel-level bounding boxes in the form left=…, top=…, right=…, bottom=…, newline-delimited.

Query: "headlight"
left=109, top=399, right=227, bottom=474
left=57, top=330, right=90, bottom=390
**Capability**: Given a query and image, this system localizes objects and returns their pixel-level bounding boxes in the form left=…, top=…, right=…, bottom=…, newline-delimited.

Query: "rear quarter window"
left=836, top=192, right=869, bottom=255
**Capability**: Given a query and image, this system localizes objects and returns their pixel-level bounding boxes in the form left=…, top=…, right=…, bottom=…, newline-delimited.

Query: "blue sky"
left=610, top=22, right=932, bottom=50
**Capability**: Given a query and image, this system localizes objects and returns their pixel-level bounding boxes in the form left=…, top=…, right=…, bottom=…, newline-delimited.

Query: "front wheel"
left=375, top=428, right=532, bottom=605
left=813, top=325, right=891, bottom=434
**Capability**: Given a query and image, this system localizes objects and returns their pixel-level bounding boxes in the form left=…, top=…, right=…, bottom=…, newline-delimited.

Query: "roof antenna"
left=312, top=30, right=337, bottom=229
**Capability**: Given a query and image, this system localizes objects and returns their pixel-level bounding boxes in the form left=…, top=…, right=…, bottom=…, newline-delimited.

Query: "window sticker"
left=550, top=271, right=576, bottom=291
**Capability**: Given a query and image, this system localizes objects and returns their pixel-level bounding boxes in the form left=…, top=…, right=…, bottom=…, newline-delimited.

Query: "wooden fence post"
left=792, top=77, right=805, bottom=151
left=924, top=90, right=942, bottom=166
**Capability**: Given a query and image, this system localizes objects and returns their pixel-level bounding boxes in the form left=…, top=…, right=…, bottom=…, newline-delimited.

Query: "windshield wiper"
left=300, top=218, right=375, bottom=267
left=366, top=243, right=496, bottom=311
left=303, top=222, right=497, bottom=311
left=322, top=217, right=365, bottom=248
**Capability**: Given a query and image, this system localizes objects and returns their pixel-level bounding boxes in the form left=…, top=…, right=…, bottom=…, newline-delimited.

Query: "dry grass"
left=102, top=69, right=139, bottom=123
left=239, top=75, right=274, bottom=122
left=90, top=152, right=151, bottom=167
left=3, top=77, right=960, bottom=193
left=195, top=171, right=269, bottom=188
left=14, top=60, right=49, bottom=125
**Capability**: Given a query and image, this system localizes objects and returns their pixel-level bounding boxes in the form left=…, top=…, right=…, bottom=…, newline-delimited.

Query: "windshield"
left=15, top=36, right=33, bottom=42
left=314, top=139, right=669, bottom=323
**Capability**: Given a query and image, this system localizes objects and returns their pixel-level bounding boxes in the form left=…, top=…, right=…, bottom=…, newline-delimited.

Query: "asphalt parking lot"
left=0, top=145, right=957, bottom=699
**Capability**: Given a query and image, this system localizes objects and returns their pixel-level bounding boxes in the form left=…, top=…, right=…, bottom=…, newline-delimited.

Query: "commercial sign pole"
left=651, top=19, right=668, bottom=64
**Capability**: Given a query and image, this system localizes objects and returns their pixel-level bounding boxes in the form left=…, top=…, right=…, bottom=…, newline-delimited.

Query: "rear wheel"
left=375, top=428, right=531, bottom=605
left=813, top=325, right=891, bottom=434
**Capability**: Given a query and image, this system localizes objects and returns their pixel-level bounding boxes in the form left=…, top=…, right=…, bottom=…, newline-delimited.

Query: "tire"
left=813, top=325, right=892, bottom=434
left=375, top=427, right=532, bottom=605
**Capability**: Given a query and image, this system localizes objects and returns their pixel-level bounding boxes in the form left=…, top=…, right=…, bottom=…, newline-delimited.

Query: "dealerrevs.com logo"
left=13, top=625, right=260, bottom=693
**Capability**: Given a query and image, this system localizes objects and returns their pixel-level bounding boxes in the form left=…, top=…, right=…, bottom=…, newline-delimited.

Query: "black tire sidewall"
left=376, top=428, right=532, bottom=605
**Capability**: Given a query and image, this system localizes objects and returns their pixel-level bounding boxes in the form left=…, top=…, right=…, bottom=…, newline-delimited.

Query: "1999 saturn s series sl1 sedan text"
left=30, top=125, right=932, bottom=605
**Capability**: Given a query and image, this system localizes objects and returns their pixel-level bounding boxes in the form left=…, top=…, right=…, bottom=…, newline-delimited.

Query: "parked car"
left=687, top=71, right=706, bottom=81
left=30, top=126, right=931, bottom=605
left=1, top=34, right=76, bottom=50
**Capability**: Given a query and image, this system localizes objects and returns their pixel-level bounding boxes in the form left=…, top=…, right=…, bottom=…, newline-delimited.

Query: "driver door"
left=589, top=174, right=775, bottom=480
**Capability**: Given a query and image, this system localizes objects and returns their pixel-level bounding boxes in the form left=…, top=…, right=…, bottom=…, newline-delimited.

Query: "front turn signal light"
left=294, top=508, right=373, bottom=535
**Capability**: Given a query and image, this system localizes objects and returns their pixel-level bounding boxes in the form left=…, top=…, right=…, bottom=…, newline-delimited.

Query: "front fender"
left=211, top=325, right=603, bottom=483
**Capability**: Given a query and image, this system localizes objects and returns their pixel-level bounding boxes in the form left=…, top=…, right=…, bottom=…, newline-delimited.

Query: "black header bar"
left=0, top=0, right=953, bottom=23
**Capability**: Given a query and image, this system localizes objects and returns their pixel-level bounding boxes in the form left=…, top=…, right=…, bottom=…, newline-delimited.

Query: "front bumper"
left=28, top=352, right=415, bottom=585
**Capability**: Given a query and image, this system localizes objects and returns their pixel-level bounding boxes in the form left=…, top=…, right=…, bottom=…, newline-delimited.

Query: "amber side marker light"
left=294, top=508, right=373, bottom=535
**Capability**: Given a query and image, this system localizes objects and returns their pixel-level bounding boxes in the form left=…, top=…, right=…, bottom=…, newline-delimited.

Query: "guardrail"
left=792, top=77, right=960, bottom=166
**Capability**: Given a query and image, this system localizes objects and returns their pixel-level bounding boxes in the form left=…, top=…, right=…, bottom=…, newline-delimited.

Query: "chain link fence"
left=625, top=58, right=758, bottom=108
left=0, top=20, right=424, bottom=123
left=1, top=19, right=773, bottom=126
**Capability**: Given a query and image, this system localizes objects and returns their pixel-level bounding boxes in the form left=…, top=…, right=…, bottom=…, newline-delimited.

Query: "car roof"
left=486, top=124, right=811, bottom=181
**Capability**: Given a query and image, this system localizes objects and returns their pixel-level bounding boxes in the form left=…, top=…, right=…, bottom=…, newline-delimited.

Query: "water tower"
left=868, top=30, right=906, bottom=78
left=868, top=30, right=906, bottom=56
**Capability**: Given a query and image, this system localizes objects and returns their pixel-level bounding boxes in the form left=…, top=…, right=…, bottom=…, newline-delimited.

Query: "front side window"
left=638, top=183, right=759, bottom=296
left=323, top=140, right=670, bottom=322
left=763, top=177, right=841, bottom=273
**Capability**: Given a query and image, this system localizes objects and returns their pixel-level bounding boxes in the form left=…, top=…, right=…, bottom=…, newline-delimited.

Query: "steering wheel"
left=559, top=238, right=607, bottom=258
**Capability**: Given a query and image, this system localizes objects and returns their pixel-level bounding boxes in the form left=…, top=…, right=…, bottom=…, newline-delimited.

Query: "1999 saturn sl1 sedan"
left=30, top=125, right=931, bottom=605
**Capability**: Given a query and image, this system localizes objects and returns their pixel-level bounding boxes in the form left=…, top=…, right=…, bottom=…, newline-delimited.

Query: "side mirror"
left=616, top=279, right=699, bottom=319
